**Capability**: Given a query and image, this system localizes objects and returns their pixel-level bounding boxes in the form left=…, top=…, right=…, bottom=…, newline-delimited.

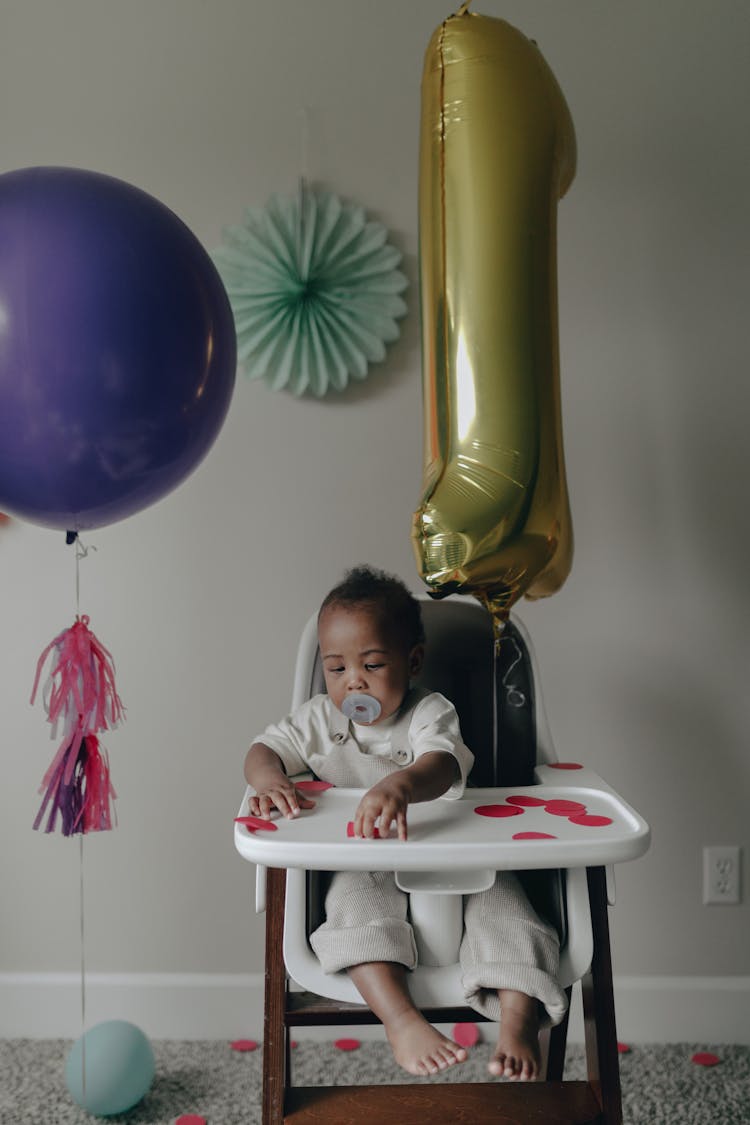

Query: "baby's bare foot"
left=385, top=1009, right=467, bottom=1076
left=488, top=1006, right=541, bottom=1081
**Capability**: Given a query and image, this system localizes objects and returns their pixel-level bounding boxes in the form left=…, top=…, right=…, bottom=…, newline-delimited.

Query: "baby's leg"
left=310, top=871, right=466, bottom=1076
left=489, top=989, right=542, bottom=1081
left=459, top=872, right=568, bottom=1080
left=348, top=961, right=467, bottom=1077
left=310, top=870, right=417, bottom=973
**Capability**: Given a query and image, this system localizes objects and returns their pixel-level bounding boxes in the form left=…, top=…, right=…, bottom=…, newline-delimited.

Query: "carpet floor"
left=1, top=1038, right=748, bottom=1125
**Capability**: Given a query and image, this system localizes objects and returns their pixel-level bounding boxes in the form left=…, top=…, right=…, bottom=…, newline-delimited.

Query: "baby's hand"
left=248, top=780, right=316, bottom=821
left=353, top=776, right=412, bottom=841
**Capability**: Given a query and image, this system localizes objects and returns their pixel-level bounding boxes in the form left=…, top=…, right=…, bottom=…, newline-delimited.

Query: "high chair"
left=235, top=597, right=650, bottom=1125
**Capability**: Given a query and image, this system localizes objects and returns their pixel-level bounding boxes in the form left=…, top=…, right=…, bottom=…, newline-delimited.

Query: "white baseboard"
left=0, top=973, right=265, bottom=1041
left=604, top=975, right=750, bottom=1046
left=1, top=972, right=748, bottom=1044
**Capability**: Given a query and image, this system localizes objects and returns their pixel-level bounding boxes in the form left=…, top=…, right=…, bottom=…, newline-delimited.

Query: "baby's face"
left=318, top=605, right=422, bottom=724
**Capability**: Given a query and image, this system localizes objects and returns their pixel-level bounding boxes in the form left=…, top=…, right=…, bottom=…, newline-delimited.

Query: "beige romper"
left=255, top=688, right=568, bottom=1025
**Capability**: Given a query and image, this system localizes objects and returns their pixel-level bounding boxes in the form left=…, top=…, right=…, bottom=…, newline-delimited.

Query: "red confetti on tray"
left=544, top=799, right=587, bottom=815
left=569, top=813, right=613, bottom=827
left=472, top=791, right=616, bottom=832
left=234, top=816, right=278, bottom=832
left=347, top=821, right=380, bottom=838
left=474, top=804, right=524, bottom=818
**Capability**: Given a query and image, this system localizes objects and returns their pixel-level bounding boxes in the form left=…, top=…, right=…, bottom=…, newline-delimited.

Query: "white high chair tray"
left=234, top=766, right=650, bottom=872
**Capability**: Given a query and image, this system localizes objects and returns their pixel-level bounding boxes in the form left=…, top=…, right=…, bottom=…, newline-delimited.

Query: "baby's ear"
left=409, top=644, right=425, bottom=677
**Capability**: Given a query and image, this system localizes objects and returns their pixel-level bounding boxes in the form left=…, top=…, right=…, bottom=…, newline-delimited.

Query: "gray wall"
left=1, top=0, right=748, bottom=987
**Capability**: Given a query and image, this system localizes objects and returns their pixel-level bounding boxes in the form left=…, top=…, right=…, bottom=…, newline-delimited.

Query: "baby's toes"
left=438, top=1047, right=460, bottom=1068
left=410, top=1058, right=431, bottom=1077
left=520, top=1057, right=537, bottom=1081
left=505, top=1056, right=522, bottom=1079
left=488, top=1053, right=506, bottom=1076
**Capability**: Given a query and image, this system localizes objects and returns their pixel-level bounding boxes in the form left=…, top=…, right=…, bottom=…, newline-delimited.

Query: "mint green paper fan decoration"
left=214, top=188, right=408, bottom=396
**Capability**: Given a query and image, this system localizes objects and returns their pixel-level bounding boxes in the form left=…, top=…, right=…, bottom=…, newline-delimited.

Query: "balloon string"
left=76, top=543, right=81, bottom=618
left=69, top=530, right=94, bottom=1101
left=69, top=533, right=96, bottom=618
left=79, top=835, right=87, bottom=1103
left=299, top=105, right=311, bottom=186
left=501, top=636, right=526, bottom=708
left=492, top=636, right=500, bottom=783
left=298, top=107, right=312, bottom=256
left=492, top=620, right=510, bottom=782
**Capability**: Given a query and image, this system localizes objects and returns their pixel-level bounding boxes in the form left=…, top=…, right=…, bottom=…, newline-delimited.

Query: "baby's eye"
left=365, top=663, right=384, bottom=672
left=326, top=665, right=345, bottom=675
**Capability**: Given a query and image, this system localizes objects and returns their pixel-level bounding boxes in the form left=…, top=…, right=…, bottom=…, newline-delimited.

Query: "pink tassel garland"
left=31, top=616, right=123, bottom=836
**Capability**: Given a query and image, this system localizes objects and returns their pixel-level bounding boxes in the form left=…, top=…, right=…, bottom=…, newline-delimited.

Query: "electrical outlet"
left=703, top=846, right=741, bottom=905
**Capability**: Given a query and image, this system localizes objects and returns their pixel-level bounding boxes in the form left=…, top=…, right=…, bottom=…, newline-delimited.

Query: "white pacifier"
left=341, top=693, right=381, bottom=724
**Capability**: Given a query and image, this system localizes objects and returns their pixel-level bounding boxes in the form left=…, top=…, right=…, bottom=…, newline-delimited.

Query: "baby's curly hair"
left=319, top=565, right=425, bottom=650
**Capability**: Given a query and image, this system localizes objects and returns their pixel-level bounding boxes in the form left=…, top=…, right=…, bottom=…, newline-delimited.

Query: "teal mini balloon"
left=65, top=1020, right=155, bottom=1117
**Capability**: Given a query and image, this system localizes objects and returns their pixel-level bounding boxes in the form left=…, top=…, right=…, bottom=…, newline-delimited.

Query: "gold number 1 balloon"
left=412, top=4, right=576, bottom=639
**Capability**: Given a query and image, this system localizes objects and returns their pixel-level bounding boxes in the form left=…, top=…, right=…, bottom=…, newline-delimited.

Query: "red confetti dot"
left=346, top=822, right=380, bottom=838
left=513, top=831, right=558, bottom=840
left=474, top=804, right=524, bottom=818
left=175, top=1117, right=207, bottom=1125
left=230, top=1039, right=258, bottom=1052
left=568, top=813, right=613, bottom=827
left=453, top=1022, right=480, bottom=1048
left=545, top=800, right=587, bottom=815
left=691, top=1052, right=721, bottom=1067
left=548, top=762, right=583, bottom=770
left=234, top=816, right=278, bottom=832
left=506, top=795, right=547, bottom=807
left=334, top=1038, right=361, bottom=1051
left=291, top=1040, right=299, bottom=1049
left=296, top=780, right=333, bottom=792
left=617, top=1042, right=631, bottom=1054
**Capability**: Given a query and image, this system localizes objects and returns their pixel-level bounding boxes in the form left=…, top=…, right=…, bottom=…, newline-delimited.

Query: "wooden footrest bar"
left=284, top=1082, right=603, bottom=1124
left=286, top=990, right=492, bottom=1027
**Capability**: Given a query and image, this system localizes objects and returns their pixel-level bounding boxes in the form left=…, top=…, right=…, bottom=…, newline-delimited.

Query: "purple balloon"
left=0, top=166, right=236, bottom=531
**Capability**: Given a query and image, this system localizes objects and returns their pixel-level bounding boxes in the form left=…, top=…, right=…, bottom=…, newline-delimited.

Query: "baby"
left=244, top=566, right=567, bottom=1080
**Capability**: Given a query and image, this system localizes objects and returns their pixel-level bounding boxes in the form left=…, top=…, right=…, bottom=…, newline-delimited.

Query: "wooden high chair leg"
left=261, top=864, right=619, bottom=1125
left=583, top=866, right=622, bottom=1125
left=541, top=986, right=572, bottom=1081
left=262, top=866, right=288, bottom=1125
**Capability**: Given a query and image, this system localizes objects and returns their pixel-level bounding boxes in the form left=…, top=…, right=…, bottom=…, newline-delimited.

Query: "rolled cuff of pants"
left=462, top=962, right=569, bottom=1027
left=310, top=919, right=418, bottom=975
